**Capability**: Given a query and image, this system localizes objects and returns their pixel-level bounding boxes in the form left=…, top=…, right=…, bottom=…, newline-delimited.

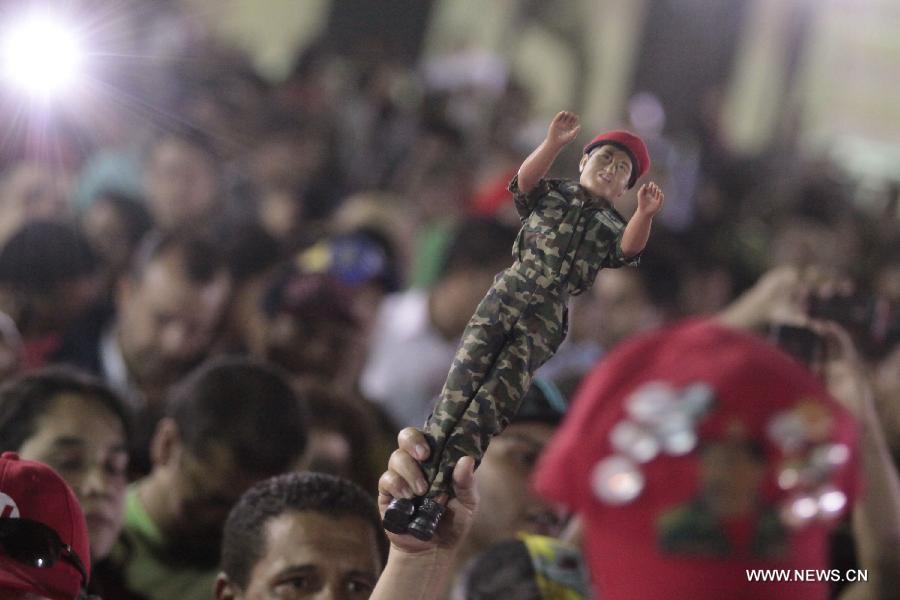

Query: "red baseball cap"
left=533, top=320, right=858, bottom=600
left=0, top=452, right=90, bottom=600
left=583, top=130, right=650, bottom=189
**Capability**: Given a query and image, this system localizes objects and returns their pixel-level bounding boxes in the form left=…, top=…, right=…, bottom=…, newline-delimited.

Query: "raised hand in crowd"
left=372, top=427, right=478, bottom=600
left=717, top=265, right=811, bottom=330
left=810, top=321, right=900, bottom=600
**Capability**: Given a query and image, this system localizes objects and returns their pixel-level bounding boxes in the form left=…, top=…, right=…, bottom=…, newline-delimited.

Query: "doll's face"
left=578, top=145, right=632, bottom=200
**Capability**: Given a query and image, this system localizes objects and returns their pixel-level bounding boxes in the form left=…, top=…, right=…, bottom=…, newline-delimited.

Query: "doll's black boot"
left=382, top=497, right=416, bottom=534
left=407, top=498, right=446, bottom=541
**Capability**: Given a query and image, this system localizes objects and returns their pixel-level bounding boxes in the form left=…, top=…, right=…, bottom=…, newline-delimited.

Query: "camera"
left=768, top=324, right=824, bottom=367
left=807, top=293, right=899, bottom=356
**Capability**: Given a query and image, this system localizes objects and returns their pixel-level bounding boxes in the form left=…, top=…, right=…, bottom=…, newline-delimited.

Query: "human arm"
left=716, top=266, right=807, bottom=330
left=620, top=182, right=664, bottom=257
left=517, top=111, right=581, bottom=195
left=815, top=323, right=900, bottom=600
left=372, top=428, right=479, bottom=600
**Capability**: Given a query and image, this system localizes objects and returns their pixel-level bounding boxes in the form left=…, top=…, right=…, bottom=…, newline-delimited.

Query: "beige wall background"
left=422, top=0, right=648, bottom=129
left=180, top=0, right=330, bottom=80
left=796, top=0, right=900, bottom=178
left=181, top=0, right=900, bottom=175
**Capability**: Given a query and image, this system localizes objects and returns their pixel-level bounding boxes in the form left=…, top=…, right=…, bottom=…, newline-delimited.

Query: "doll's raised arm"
left=517, top=111, right=581, bottom=194
left=620, top=182, right=665, bottom=257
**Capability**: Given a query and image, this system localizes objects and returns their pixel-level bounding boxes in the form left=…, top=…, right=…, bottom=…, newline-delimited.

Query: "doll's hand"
left=546, top=111, right=581, bottom=148
left=636, top=182, right=665, bottom=216
left=378, top=428, right=479, bottom=554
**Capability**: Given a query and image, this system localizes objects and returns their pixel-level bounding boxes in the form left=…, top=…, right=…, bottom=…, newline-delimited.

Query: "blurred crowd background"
left=0, top=0, right=898, bottom=598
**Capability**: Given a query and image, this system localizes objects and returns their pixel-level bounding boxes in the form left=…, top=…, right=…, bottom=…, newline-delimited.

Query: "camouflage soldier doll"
left=384, top=111, right=665, bottom=540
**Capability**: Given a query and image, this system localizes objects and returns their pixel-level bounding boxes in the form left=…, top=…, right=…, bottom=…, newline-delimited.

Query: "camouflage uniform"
left=421, top=175, right=640, bottom=496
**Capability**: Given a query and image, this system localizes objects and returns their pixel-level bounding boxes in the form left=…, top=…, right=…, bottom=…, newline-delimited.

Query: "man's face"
left=467, top=422, right=568, bottom=554
left=263, top=314, right=355, bottom=380
left=578, top=145, right=632, bottom=200
left=0, top=162, right=70, bottom=245
left=82, top=198, right=135, bottom=275
left=250, top=136, right=327, bottom=193
left=144, top=138, right=218, bottom=231
left=118, top=251, right=230, bottom=388
left=161, top=443, right=263, bottom=557
left=17, top=393, right=128, bottom=560
left=770, top=220, right=861, bottom=273
left=232, top=511, right=382, bottom=600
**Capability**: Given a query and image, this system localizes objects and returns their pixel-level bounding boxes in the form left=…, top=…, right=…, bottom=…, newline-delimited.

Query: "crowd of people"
left=1, top=2, right=899, bottom=599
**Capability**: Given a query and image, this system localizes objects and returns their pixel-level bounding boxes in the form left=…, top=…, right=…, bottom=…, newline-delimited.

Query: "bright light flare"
left=2, top=14, right=85, bottom=98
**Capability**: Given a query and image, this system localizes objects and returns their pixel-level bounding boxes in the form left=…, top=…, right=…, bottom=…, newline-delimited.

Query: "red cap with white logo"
left=0, top=452, right=90, bottom=600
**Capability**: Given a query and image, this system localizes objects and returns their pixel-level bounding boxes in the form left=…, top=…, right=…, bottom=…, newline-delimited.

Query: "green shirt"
left=114, top=485, right=218, bottom=600
left=408, top=220, right=455, bottom=289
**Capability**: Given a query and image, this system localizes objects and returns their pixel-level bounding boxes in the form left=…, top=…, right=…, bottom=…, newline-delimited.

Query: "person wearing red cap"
left=383, top=111, right=664, bottom=540
left=0, top=452, right=91, bottom=600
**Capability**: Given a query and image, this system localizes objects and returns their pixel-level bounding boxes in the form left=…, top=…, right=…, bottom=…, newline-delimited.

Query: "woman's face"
left=18, top=394, right=128, bottom=560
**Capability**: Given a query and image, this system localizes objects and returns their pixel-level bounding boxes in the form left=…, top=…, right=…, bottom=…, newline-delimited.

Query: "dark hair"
left=452, top=540, right=540, bottom=600
left=222, top=223, right=282, bottom=283
left=0, top=221, right=97, bottom=294
left=261, top=270, right=357, bottom=325
left=90, top=190, right=154, bottom=249
left=221, top=472, right=388, bottom=589
left=0, top=366, right=131, bottom=452
left=441, top=217, right=517, bottom=277
left=144, top=124, right=220, bottom=166
left=165, top=356, right=307, bottom=474
left=255, top=110, right=307, bottom=141
left=301, top=384, right=379, bottom=492
left=876, top=238, right=900, bottom=271
left=128, top=230, right=227, bottom=285
left=621, top=226, right=686, bottom=315
left=513, top=378, right=567, bottom=426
